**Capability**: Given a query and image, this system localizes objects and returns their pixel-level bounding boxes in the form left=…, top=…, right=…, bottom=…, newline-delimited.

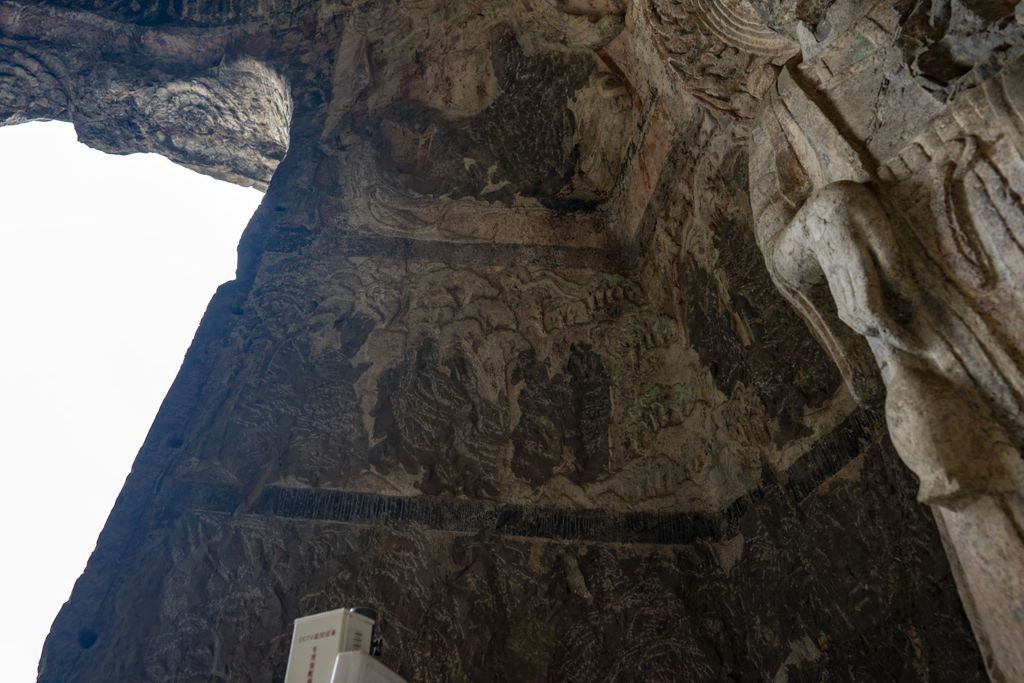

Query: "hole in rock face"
left=0, top=120, right=264, bottom=682
left=77, top=629, right=98, bottom=649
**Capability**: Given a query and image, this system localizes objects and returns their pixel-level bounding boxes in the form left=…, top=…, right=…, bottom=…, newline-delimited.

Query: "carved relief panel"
left=747, top=0, right=1024, bottom=506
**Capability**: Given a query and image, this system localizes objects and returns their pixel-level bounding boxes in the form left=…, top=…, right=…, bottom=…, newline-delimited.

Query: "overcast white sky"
left=0, top=120, right=264, bottom=681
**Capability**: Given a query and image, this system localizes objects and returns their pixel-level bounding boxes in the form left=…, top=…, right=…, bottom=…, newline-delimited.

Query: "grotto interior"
left=4, top=0, right=1024, bottom=680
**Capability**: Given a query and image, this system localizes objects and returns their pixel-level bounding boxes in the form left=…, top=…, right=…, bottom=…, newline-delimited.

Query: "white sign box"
left=331, top=652, right=406, bottom=683
left=285, top=609, right=375, bottom=683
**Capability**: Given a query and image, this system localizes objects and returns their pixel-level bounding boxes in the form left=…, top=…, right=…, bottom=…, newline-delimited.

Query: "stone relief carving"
left=898, top=0, right=1024, bottom=98
left=6, top=0, right=1016, bottom=678
left=129, top=59, right=293, bottom=189
left=174, top=252, right=775, bottom=512
left=0, top=3, right=293, bottom=189
left=0, top=39, right=70, bottom=125
left=325, top=3, right=638, bottom=210
left=642, top=0, right=798, bottom=117
left=750, top=48, right=1024, bottom=505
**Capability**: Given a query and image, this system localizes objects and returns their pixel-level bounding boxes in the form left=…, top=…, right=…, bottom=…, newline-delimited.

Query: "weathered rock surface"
left=43, top=418, right=986, bottom=681
left=1, top=0, right=1018, bottom=679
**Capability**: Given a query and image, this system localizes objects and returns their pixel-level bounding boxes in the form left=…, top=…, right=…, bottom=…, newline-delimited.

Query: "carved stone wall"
left=738, top=0, right=1024, bottom=677
left=2, top=0, right=1013, bottom=680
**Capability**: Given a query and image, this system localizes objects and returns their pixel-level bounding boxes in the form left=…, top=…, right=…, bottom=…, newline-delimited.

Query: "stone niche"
left=3, top=0, right=1021, bottom=680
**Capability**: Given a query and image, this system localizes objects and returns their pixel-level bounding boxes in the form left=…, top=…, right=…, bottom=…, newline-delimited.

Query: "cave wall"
left=0, top=0, right=1011, bottom=680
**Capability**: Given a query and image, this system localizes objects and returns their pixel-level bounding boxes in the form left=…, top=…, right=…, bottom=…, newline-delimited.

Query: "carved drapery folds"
left=750, top=32, right=1024, bottom=505
left=748, top=35, right=1024, bottom=671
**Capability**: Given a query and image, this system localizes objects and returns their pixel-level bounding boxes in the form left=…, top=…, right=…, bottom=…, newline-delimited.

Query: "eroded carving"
left=0, top=40, right=70, bottom=124
left=75, top=58, right=292, bottom=189
left=2, top=0, right=1011, bottom=679
left=325, top=4, right=638, bottom=210
left=751, top=59, right=1024, bottom=506
left=643, top=0, right=798, bottom=116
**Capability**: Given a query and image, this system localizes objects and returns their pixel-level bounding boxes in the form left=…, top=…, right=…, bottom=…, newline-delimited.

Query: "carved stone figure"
left=750, top=63, right=1024, bottom=507
left=746, top=5, right=1024, bottom=676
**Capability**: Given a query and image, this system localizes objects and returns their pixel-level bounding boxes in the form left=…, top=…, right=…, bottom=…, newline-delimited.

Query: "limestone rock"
left=0, top=0, right=1017, bottom=679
